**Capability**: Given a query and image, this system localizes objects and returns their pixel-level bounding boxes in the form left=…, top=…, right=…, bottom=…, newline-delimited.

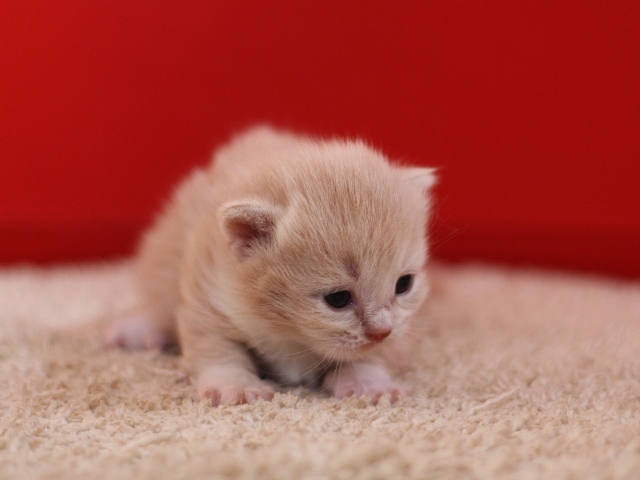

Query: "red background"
left=1, top=1, right=639, bottom=277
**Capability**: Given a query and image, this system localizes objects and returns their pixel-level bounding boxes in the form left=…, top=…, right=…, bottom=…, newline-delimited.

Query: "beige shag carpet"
left=1, top=261, right=640, bottom=479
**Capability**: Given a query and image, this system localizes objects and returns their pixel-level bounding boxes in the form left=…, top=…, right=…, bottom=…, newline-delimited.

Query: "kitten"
left=104, top=126, right=436, bottom=406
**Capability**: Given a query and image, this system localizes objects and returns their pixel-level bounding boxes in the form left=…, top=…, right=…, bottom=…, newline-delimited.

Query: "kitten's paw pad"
left=103, top=312, right=174, bottom=350
left=201, top=384, right=275, bottom=406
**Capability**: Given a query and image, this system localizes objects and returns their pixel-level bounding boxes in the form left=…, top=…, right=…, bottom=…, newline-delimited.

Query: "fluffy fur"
left=104, top=127, right=436, bottom=405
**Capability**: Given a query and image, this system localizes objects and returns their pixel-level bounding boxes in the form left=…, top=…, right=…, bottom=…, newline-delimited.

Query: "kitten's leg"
left=322, top=362, right=407, bottom=405
left=103, top=310, right=177, bottom=350
left=178, top=306, right=275, bottom=406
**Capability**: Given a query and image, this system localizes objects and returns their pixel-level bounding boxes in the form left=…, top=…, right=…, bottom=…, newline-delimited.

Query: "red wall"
left=1, top=1, right=639, bottom=277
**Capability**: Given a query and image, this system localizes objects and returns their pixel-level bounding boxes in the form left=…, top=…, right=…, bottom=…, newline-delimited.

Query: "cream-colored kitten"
left=105, top=127, right=436, bottom=406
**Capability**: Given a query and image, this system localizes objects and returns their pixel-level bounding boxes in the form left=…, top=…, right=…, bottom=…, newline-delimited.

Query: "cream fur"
left=105, top=127, right=436, bottom=405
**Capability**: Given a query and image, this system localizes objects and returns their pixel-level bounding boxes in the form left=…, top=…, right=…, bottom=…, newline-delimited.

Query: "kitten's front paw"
left=196, top=367, right=275, bottom=406
left=200, top=384, right=275, bottom=406
left=323, top=363, right=407, bottom=405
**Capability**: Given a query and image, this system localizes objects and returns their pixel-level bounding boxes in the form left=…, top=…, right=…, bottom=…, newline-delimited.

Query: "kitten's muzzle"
left=364, top=327, right=391, bottom=344
left=360, top=308, right=393, bottom=344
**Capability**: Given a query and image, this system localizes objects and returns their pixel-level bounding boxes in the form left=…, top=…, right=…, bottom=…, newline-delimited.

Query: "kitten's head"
left=219, top=141, right=436, bottom=361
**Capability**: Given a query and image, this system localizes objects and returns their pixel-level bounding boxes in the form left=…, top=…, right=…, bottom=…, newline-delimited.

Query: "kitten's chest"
left=248, top=343, right=331, bottom=388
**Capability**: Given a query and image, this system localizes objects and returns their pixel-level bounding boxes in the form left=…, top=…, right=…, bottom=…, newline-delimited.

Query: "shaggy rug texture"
left=1, top=261, right=639, bottom=479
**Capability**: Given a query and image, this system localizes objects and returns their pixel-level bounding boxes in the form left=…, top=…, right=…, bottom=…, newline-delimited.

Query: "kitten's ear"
left=218, top=200, right=280, bottom=261
left=402, top=167, right=437, bottom=192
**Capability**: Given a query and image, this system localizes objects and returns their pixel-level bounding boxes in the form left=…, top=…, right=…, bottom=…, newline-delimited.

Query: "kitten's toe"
left=197, top=366, right=275, bottom=406
left=103, top=311, right=175, bottom=350
left=369, top=383, right=406, bottom=405
left=331, top=380, right=361, bottom=399
left=346, top=383, right=406, bottom=405
left=325, top=364, right=408, bottom=404
left=244, top=385, right=276, bottom=404
left=202, top=384, right=275, bottom=406
left=387, top=385, right=405, bottom=404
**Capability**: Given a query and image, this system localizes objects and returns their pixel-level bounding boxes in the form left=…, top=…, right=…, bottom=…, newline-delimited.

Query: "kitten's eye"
left=395, top=274, right=413, bottom=295
left=324, top=290, right=352, bottom=309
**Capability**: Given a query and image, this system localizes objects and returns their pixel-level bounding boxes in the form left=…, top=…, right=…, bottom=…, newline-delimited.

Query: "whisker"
left=317, top=347, right=338, bottom=383
left=318, top=348, right=340, bottom=395
left=297, top=348, right=334, bottom=381
left=273, top=345, right=318, bottom=360
left=247, top=337, right=319, bottom=362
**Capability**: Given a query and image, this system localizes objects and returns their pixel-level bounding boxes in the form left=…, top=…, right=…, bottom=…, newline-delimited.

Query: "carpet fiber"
left=1, top=261, right=639, bottom=479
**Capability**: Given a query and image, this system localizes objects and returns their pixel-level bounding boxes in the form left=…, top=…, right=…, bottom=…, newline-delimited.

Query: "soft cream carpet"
left=1, top=261, right=639, bottom=479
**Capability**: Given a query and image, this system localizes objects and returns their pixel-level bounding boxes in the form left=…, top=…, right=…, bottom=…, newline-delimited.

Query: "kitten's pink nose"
left=365, top=328, right=391, bottom=343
